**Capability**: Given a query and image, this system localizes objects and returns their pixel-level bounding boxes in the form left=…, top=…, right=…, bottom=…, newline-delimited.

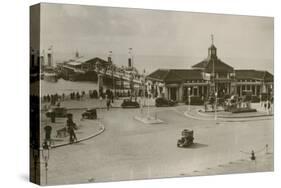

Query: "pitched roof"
left=235, top=70, right=273, bottom=81
left=192, top=58, right=234, bottom=73
left=147, top=69, right=273, bottom=83
left=147, top=69, right=202, bottom=82
left=146, top=69, right=170, bottom=81
left=87, top=57, right=109, bottom=64
left=66, top=57, right=109, bottom=66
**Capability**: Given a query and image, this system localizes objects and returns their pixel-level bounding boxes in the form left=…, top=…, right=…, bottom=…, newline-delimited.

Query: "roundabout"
left=181, top=103, right=273, bottom=122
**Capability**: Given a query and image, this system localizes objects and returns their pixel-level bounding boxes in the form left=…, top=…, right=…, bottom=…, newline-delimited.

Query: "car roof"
left=87, top=108, right=96, bottom=111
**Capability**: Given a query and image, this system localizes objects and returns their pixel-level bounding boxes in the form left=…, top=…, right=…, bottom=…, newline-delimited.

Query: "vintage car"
left=155, top=97, right=177, bottom=107
left=45, top=107, right=67, bottom=118
left=177, top=129, right=194, bottom=148
left=121, top=99, right=140, bottom=108
left=82, top=108, right=97, bottom=119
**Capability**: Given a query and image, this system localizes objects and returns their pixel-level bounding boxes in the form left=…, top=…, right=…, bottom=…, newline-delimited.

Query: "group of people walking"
left=42, top=93, right=62, bottom=105
left=261, top=98, right=274, bottom=114
left=69, top=91, right=86, bottom=100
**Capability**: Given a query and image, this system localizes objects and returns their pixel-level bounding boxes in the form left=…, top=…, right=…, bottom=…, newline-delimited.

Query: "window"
left=218, top=72, right=227, bottom=78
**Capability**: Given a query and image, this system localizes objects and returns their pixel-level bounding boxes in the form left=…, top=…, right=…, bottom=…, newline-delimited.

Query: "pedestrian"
left=106, top=95, right=111, bottom=111
left=111, top=91, right=114, bottom=103
left=76, top=92, right=80, bottom=100
left=267, top=100, right=271, bottom=114
left=81, top=91, right=85, bottom=99
left=66, top=113, right=77, bottom=143
left=47, top=94, right=50, bottom=103
left=44, top=124, right=52, bottom=145
left=204, top=101, right=208, bottom=112
left=264, top=100, right=267, bottom=111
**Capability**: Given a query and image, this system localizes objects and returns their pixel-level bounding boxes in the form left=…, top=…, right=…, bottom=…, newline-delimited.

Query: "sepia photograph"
left=30, top=3, right=274, bottom=185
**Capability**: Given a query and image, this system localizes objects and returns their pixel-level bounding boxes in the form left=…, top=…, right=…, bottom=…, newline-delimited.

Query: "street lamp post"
left=215, top=91, right=218, bottom=121
left=141, top=73, right=146, bottom=117
left=147, top=82, right=151, bottom=118
left=188, top=87, right=191, bottom=111
left=42, top=142, right=50, bottom=185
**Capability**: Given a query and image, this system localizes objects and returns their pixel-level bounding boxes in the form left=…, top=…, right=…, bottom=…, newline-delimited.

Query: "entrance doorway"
left=170, top=88, right=177, bottom=101
left=217, top=83, right=228, bottom=97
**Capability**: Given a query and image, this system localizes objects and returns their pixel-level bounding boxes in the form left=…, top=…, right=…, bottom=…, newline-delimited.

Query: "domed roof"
left=209, top=44, right=217, bottom=50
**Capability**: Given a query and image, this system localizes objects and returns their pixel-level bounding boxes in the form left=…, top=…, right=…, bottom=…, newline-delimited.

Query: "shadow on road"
left=187, top=143, right=208, bottom=149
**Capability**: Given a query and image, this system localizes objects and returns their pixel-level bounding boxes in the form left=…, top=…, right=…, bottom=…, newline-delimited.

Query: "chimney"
left=75, top=51, right=79, bottom=58
left=128, top=58, right=132, bottom=68
left=128, top=48, right=133, bottom=68
left=108, top=56, right=112, bottom=64
left=108, top=51, right=113, bottom=64
left=47, top=53, right=52, bottom=67
left=47, top=46, right=53, bottom=67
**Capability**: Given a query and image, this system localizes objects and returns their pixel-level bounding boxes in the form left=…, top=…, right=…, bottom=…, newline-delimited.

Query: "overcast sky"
left=40, top=3, right=274, bottom=73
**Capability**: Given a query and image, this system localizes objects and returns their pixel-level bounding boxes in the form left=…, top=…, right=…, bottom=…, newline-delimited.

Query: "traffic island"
left=197, top=108, right=271, bottom=119
left=134, top=115, right=164, bottom=124
left=231, top=108, right=257, bottom=113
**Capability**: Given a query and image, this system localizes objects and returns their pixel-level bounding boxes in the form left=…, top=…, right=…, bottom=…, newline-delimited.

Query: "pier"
left=56, top=55, right=145, bottom=95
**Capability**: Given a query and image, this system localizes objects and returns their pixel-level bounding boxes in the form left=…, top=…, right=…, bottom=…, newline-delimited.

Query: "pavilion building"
left=146, top=38, right=273, bottom=102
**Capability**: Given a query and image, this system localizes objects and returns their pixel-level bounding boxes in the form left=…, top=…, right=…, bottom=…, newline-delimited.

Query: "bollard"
left=250, top=150, right=256, bottom=161
left=265, top=144, right=269, bottom=155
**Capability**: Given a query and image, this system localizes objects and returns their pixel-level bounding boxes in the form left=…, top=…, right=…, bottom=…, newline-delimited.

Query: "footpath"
left=41, top=109, right=105, bottom=149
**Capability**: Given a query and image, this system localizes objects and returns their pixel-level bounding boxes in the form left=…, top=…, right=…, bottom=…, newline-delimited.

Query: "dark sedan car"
left=155, top=97, right=177, bottom=107
left=121, top=99, right=140, bottom=108
left=82, top=108, right=97, bottom=119
left=45, top=107, right=68, bottom=118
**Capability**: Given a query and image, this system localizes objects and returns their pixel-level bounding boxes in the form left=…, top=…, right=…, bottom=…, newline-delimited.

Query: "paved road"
left=42, top=105, right=273, bottom=185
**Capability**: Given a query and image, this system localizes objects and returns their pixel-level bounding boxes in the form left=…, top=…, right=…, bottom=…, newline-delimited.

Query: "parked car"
left=121, top=99, right=140, bottom=108
left=45, top=107, right=67, bottom=118
left=82, top=108, right=97, bottom=119
left=155, top=97, right=177, bottom=107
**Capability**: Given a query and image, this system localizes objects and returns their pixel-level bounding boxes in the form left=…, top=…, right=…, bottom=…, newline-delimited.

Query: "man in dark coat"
left=66, top=114, right=77, bottom=143
left=44, top=125, right=52, bottom=145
